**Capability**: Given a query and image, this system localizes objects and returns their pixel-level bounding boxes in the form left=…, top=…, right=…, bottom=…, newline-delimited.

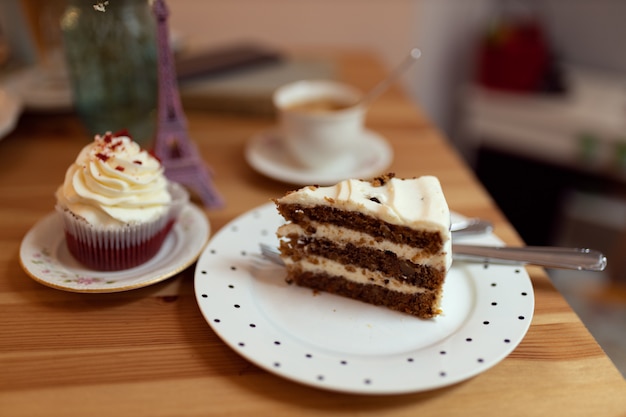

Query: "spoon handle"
left=359, top=48, right=421, bottom=106
left=452, top=244, right=607, bottom=271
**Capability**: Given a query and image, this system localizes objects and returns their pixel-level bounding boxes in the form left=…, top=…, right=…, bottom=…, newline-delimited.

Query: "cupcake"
left=55, top=131, right=189, bottom=271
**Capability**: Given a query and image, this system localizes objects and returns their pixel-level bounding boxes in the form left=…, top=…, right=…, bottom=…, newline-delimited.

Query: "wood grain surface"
left=1, top=50, right=625, bottom=417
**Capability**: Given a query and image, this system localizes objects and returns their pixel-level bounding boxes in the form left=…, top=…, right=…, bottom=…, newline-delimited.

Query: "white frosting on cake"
left=276, top=175, right=451, bottom=236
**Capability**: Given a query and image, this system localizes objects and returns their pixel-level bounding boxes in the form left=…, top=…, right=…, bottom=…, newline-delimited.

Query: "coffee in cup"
left=284, top=97, right=354, bottom=113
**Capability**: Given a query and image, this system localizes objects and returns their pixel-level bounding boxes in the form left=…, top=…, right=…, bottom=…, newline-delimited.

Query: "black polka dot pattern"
left=193, top=203, right=535, bottom=394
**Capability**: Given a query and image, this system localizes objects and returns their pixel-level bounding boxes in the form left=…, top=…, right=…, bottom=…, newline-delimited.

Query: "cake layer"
left=279, top=237, right=446, bottom=291
left=285, top=268, right=442, bottom=318
left=276, top=203, right=445, bottom=254
left=281, top=249, right=444, bottom=295
left=278, top=222, right=451, bottom=269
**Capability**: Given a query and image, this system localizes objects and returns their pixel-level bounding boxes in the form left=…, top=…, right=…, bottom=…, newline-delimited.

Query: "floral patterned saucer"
left=19, top=204, right=209, bottom=293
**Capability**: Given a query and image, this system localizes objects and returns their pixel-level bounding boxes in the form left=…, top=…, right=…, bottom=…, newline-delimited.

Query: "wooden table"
left=2, top=51, right=625, bottom=416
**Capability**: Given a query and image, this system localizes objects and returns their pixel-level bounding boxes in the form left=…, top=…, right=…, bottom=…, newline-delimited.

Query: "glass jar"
left=60, top=0, right=158, bottom=146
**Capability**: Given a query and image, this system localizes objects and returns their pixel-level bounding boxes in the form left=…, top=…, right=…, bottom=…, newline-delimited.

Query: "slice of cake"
left=274, top=173, right=452, bottom=318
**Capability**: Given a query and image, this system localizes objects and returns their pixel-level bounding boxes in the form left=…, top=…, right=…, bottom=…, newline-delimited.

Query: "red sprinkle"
left=96, top=152, right=109, bottom=162
left=94, top=130, right=150, bottom=164
left=115, top=166, right=125, bottom=171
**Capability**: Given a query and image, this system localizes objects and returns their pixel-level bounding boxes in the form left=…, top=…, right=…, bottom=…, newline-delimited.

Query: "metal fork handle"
left=452, top=244, right=607, bottom=271
left=260, top=243, right=607, bottom=272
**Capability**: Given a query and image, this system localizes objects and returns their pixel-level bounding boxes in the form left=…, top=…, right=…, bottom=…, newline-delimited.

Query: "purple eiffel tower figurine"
left=151, top=0, right=223, bottom=208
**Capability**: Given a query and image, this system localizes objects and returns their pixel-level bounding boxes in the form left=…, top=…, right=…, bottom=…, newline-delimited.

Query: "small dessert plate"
left=19, top=204, right=210, bottom=293
left=244, top=128, right=393, bottom=186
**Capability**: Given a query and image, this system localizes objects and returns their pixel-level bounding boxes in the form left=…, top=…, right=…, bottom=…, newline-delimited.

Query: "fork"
left=259, top=243, right=607, bottom=272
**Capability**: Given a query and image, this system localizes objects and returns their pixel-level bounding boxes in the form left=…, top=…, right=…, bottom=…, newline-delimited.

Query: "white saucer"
left=19, top=204, right=210, bottom=293
left=245, top=128, right=393, bottom=186
left=0, top=87, right=22, bottom=140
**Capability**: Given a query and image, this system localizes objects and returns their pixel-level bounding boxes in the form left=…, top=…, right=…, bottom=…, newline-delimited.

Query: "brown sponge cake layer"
left=279, top=236, right=445, bottom=291
left=286, top=268, right=442, bottom=318
left=276, top=203, right=444, bottom=255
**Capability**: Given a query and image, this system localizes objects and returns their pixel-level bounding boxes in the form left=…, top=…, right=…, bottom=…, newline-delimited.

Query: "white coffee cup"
left=273, top=79, right=366, bottom=169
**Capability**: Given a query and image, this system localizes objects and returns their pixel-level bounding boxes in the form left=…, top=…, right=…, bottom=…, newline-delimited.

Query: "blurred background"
left=1, top=0, right=624, bottom=375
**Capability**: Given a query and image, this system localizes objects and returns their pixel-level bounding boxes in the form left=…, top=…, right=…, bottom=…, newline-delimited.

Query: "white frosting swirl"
left=55, top=132, right=172, bottom=226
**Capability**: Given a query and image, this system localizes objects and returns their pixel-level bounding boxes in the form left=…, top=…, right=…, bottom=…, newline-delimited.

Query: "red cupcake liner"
left=57, top=182, right=189, bottom=271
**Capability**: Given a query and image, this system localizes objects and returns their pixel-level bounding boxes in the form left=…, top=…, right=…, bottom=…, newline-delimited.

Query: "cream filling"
left=284, top=255, right=438, bottom=295
left=278, top=222, right=452, bottom=270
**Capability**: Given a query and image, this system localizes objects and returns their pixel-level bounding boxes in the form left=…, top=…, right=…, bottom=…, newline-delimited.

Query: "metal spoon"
left=451, top=217, right=493, bottom=236
left=357, top=47, right=422, bottom=107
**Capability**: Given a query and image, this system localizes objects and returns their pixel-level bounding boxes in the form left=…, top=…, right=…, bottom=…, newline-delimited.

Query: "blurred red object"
left=476, top=19, right=550, bottom=93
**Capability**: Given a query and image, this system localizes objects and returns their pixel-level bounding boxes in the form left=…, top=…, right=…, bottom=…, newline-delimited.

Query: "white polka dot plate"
left=194, top=203, right=534, bottom=394
left=20, top=204, right=210, bottom=293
